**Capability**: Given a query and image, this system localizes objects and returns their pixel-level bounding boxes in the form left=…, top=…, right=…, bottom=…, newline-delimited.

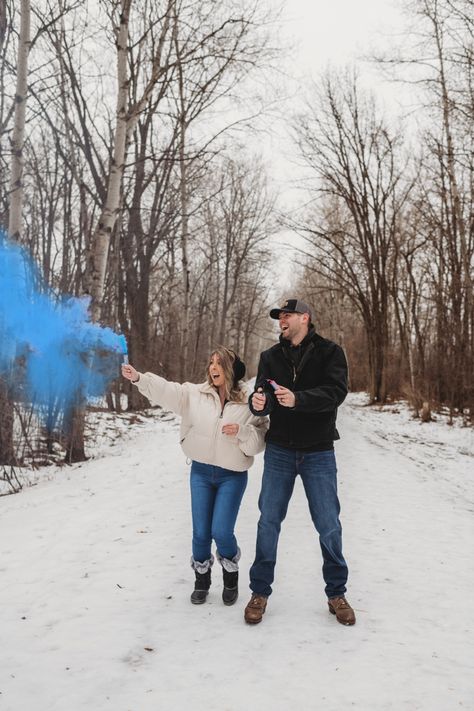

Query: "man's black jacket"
left=249, top=329, right=348, bottom=449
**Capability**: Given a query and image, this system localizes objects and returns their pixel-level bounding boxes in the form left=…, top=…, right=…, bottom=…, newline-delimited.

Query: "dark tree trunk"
left=63, top=402, right=87, bottom=464
left=0, top=380, right=16, bottom=465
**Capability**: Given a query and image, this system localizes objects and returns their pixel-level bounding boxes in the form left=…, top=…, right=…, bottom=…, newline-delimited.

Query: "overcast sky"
left=278, top=0, right=407, bottom=75
left=263, top=0, right=412, bottom=183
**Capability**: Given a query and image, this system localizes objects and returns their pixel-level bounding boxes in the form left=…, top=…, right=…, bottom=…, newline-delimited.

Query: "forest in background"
left=0, top=0, right=472, bottom=469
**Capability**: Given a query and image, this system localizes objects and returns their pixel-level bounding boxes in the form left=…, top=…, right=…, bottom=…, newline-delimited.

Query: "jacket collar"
left=279, top=326, right=316, bottom=351
left=198, top=381, right=219, bottom=399
left=278, top=327, right=318, bottom=384
left=198, top=381, right=250, bottom=402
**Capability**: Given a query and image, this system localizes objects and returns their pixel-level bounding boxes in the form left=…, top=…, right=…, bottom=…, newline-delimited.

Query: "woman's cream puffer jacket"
left=134, top=372, right=268, bottom=472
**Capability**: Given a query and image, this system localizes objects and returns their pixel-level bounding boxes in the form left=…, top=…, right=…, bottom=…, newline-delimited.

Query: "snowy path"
left=1, top=396, right=473, bottom=711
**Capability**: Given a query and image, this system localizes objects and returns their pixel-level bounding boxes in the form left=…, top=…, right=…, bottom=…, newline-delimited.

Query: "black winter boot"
left=222, top=568, right=239, bottom=606
left=190, top=569, right=211, bottom=605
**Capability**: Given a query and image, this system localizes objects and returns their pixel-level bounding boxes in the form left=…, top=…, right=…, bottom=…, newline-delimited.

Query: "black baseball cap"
left=269, top=298, right=313, bottom=320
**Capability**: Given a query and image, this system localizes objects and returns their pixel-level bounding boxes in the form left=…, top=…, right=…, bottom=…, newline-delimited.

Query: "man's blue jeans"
left=190, top=460, right=248, bottom=563
left=249, top=443, right=348, bottom=598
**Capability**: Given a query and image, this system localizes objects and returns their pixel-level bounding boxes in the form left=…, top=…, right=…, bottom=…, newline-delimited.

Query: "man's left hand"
left=275, top=386, right=295, bottom=408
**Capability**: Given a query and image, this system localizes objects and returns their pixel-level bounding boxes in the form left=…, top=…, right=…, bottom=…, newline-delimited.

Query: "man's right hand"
left=251, top=387, right=266, bottom=412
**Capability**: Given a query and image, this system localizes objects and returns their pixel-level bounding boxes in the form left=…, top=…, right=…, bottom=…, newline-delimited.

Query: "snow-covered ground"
left=0, top=394, right=473, bottom=711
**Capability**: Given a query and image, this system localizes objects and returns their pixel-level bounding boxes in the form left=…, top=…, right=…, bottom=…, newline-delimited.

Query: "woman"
left=121, top=347, right=267, bottom=606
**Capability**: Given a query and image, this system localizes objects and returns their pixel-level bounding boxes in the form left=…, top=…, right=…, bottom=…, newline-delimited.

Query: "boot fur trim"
left=190, top=555, right=214, bottom=574
left=216, top=547, right=241, bottom=573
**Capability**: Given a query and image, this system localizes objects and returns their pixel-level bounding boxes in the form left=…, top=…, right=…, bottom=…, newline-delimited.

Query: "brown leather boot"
left=244, top=594, right=268, bottom=624
left=328, top=596, right=356, bottom=625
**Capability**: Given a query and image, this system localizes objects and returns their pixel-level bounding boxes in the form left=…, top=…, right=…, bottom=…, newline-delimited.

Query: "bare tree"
left=293, top=71, right=412, bottom=403
left=0, top=0, right=30, bottom=465
left=421, top=0, right=474, bottom=413
left=85, top=0, right=175, bottom=322
left=0, top=0, right=278, bottom=464
left=372, top=0, right=474, bottom=414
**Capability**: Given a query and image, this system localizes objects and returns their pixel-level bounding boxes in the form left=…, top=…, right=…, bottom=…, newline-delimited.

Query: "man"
left=244, top=298, right=355, bottom=626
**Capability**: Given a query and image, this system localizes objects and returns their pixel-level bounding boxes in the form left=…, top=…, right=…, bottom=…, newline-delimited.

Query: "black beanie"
left=232, top=355, right=246, bottom=385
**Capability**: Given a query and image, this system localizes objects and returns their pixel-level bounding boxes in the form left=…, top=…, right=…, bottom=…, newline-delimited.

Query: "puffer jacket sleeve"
left=236, top=415, right=269, bottom=456
left=134, top=372, right=189, bottom=415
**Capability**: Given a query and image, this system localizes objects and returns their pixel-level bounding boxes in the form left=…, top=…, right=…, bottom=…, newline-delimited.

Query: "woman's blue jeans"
left=249, top=443, right=348, bottom=599
left=190, top=460, right=248, bottom=563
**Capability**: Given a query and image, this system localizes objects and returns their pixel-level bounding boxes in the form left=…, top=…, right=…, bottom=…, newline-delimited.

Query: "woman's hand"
left=121, top=363, right=140, bottom=383
left=222, top=423, right=239, bottom=436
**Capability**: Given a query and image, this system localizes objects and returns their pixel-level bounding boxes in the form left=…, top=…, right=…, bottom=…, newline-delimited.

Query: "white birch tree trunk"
left=172, top=5, right=190, bottom=379
left=87, top=0, right=131, bottom=322
left=178, top=116, right=190, bottom=380
left=86, top=0, right=173, bottom=322
left=8, top=0, right=30, bottom=241
left=0, top=1, right=7, bottom=54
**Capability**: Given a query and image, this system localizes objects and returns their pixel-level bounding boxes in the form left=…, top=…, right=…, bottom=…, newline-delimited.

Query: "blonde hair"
left=206, top=346, right=246, bottom=403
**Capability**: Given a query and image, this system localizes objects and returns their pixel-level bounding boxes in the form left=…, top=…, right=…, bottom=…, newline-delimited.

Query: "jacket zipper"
left=212, top=397, right=227, bottom=461
left=281, top=342, right=316, bottom=446
left=292, top=342, right=315, bottom=385
left=219, top=398, right=229, bottom=418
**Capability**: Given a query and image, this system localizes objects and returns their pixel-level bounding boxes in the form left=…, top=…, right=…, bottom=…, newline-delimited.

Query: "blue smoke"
left=0, top=233, right=127, bottom=429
